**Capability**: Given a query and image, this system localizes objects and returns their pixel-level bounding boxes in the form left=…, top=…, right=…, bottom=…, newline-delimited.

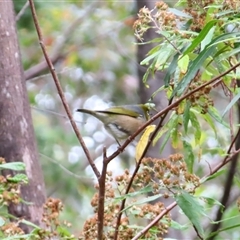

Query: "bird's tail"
left=77, top=108, right=105, bottom=122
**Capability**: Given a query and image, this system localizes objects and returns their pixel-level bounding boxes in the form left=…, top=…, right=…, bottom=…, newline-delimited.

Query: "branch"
left=28, top=0, right=100, bottom=178
left=97, top=148, right=108, bottom=240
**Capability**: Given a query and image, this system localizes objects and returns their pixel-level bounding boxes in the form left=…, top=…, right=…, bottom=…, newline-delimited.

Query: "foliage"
left=0, top=158, right=74, bottom=239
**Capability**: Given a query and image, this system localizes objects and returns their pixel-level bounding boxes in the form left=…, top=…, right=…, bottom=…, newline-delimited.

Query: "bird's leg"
left=116, top=138, right=121, bottom=146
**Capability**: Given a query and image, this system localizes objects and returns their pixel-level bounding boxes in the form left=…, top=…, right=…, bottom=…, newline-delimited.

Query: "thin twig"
left=98, top=147, right=108, bottom=240
left=39, top=153, right=93, bottom=182
left=16, top=1, right=29, bottom=21
left=132, top=201, right=177, bottom=240
left=28, top=0, right=100, bottom=178
left=31, top=105, right=70, bottom=120
left=229, top=91, right=234, bottom=142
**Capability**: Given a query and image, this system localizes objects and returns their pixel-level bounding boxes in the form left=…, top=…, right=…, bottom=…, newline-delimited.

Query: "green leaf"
left=201, top=111, right=217, bottom=137
left=189, top=111, right=201, bottom=144
left=173, top=31, right=240, bottom=97
left=183, top=101, right=191, bottom=133
left=1, top=234, right=35, bottom=240
left=155, top=45, right=174, bottom=70
left=222, top=89, right=240, bottom=117
left=57, top=226, right=73, bottom=237
left=183, top=140, right=194, bottom=173
left=159, top=129, right=171, bottom=154
left=0, top=162, right=25, bottom=171
left=151, top=85, right=165, bottom=99
left=201, top=26, right=216, bottom=51
left=215, top=9, right=236, bottom=18
left=164, top=52, right=180, bottom=86
left=21, top=219, right=41, bottom=229
left=201, top=169, right=225, bottom=183
left=218, top=46, right=240, bottom=62
left=207, top=223, right=240, bottom=239
left=155, top=113, right=179, bottom=151
left=7, top=174, right=28, bottom=184
left=142, top=67, right=151, bottom=85
left=168, top=8, right=192, bottom=19
left=178, top=54, right=189, bottom=74
left=175, top=191, right=205, bottom=239
left=207, top=32, right=240, bottom=48
left=170, top=220, right=189, bottom=230
left=183, top=20, right=217, bottom=56
left=114, top=185, right=153, bottom=201
left=153, top=113, right=177, bottom=146
left=122, top=193, right=163, bottom=212
left=234, top=175, right=240, bottom=188
left=171, top=116, right=180, bottom=148
left=208, top=106, right=229, bottom=128
left=173, top=46, right=215, bottom=97
left=202, top=196, right=224, bottom=209
left=141, top=48, right=160, bottom=65
left=153, top=126, right=169, bottom=147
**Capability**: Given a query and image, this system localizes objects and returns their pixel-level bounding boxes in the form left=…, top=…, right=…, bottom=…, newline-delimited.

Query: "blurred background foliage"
left=15, top=0, right=141, bottom=232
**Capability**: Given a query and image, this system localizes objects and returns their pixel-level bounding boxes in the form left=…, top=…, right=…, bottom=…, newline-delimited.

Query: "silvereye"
left=77, top=104, right=151, bottom=145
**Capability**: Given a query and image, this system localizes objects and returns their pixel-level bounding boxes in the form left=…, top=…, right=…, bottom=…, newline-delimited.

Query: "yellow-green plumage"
left=77, top=104, right=151, bottom=145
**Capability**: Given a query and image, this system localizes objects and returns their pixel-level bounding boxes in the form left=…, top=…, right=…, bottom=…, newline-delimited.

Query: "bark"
left=0, top=0, right=46, bottom=231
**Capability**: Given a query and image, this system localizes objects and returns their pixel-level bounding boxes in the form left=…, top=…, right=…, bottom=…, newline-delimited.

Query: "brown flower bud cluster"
left=223, top=0, right=240, bottom=10
left=0, top=158, right=23, bottom=206
left=39, top=198, right=74, bottom=239
left=80, top=153, right=199, bottom=239
left=0, top=222, right=24, bottom=236
left=140, top=154, right=200, bottom=195
left=42, top=198, right=63, bottom=228
left=134, top=2, right=178, bottom=41
left=0, top=178, right=21, bottom=205
left=134, top=0, right=238, bottom=42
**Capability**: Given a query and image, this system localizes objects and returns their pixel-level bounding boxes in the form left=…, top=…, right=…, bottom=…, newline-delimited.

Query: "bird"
left=77, top=104, right=152, bottom=145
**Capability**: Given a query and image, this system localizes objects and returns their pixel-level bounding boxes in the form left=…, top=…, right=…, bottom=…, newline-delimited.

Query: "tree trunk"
left=0, top=0, right=46, bottom=232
